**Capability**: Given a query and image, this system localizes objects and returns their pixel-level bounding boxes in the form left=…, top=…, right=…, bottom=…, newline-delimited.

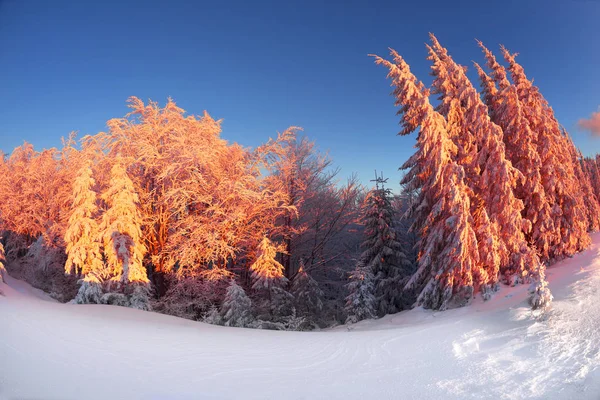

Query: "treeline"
left=0, top=99, right=366, bottom=329
left=1, top=34, right=599, bottom=328
left=357, top=34, right=600, bottom=314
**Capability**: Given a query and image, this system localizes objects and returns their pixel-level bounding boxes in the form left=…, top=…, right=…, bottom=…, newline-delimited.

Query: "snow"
left=3, top=237, right=600, bottom=399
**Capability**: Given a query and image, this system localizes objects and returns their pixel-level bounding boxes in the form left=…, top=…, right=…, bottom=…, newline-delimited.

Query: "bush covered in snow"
left=6, top=236, right=79, bottom=302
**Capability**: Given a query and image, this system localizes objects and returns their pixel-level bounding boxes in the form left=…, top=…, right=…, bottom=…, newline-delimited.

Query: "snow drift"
left=2, top=235, right=600, bottom=400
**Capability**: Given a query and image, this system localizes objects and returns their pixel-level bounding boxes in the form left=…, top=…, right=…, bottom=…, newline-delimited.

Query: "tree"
left=100, top=161, right=148, bottom=284
left=427, top=35, right=540, bottom=286
left=476, top=42, right=555, bottom=262
left=250, top=236, right=287, bottom=291
left=426, top=40, right=503, bottom=295
left=345, top=265, right=376, bottom=323
left=0, top=239, right=5, bottom=283
left=358, top=178, right=411, bottom=315
left=203, top=304, right=223, bottom=325
left=64, top=162, right=104, bottom=279
left=372, top=49, right=480, bottom=310
left=528, top=263, right=553, bottom=310
left=265, top=129, right=362, bottom=279
left=221, top=279, right=253, bottom=328
left=568, top=145, right=600, bottom=232
left=97, top=98, right=291, bottom=293
left=250, top=236, right=297, bottom=322
left=501, top=47, right=590, bottom=258
left=0, top=138, right=80, bottom=249
left=265, top=129, right=327, bottom=278
left=72, top=274, right=104, bottom=305
left=291, top=260, right=324, bottom=320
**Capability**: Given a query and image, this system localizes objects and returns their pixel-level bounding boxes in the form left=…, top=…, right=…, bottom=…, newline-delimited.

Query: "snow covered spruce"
left=369, top=33, right=593, bottom=311
left=0, top=240, right=5, bottom=292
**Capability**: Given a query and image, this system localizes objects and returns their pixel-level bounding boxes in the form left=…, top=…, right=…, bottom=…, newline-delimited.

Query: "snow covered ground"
left=2, top=237, right=600, bottom=400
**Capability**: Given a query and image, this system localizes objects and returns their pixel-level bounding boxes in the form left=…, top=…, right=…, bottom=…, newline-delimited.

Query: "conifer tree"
left=100, top=161, right=148, bottom=284
left=0, top=240, right=6, bottom=283
left=584, top=156, right=600, bottom=207
left=221, top=279, right=253, bottom=328
left=427, top=35, right=540, bottom=285
left=427, top=39, right=502, bottom=294
left=64, top=162, right=104, bottom=278
left=345, top=265, right=376, bottom=323
left=528, top=263, right=553, bottom=310
left=203, top=304, right=223, bottom=325
left=291, top=260, right=324, bottom=319
left=372, top=49, right=480, bottom=310
left=251, top=237, right=287, bottom=291
left=568, top=145, right=600, bottom=232
left=501, top=47, right=590, bottom=257
left=250, top=236, right=294, bottom=318
left=358, top=177, right=411, bottom=315
left=72, top=274, right=104, bottom=305
left=475, top=43, right=556, bottom=262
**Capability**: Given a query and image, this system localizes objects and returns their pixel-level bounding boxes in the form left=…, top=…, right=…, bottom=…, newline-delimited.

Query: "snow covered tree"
left=291, top=260, right=324, bottom=320
left=250, top=236, right=294, bottom=318
left=264, top=129, right=330, bottom=278
left=221, top=279, right=253, bottom=328
left=100, top=161, right=148, bottom=284
left=528, top=263, right=553, bottom=310
left=0, top=239, right=6, bottom=283
left=345, top=265, right=376, bottom=323
left=64, top=162, right=104, bottom=279
left=358, top=180, right=411, bottom=315
left=264, top=130, right=362, bottom=282
left=373, top=49, right=480, bottom=310
left=203, top=304, right=223, bottom=325
left=427, top=40, right=502, bottom=295
left=592, top=156, right=600, bottom=202
left=251, top=236, right=287, bottom=291
left=72, top=275, right=104, bottom=305
left=568, top=145, right=600, bottom=232
left=97, top=97, right=292, bottom=298
left=501, top=46, right=590, bottom=258
left=476, top=42, right=556, bottom=262
left=427, top=35, right=540, bottom=286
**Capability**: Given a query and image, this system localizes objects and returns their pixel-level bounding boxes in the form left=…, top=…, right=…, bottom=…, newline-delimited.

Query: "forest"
left=1, top=34, right=600, bottom=330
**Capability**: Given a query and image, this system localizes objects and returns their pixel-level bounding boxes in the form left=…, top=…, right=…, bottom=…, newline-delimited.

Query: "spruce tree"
left=72, top=274, right=104, bottom=305
left=291, top=260, right=324, bottom=320
left=584, top=156, right=600, bottom=209
left=250, top=236, right=293, bottom=318
left=476, top=42, right=556, bottom=262
left=358, top=176, right=411, bottom=315
left=427, top=35, right=540, bottom=286
left=501, top=47, right=590, bottom=258
left=203, top=304, right=223, bottom=325
left=345, top=265, right=376, bottom=323
left=0, top=240, right=6, bottom=284
left=100, top=161, right=148, bottom=284
left=528, top=263, right=553, bottom=310
left=221, top=279, right=253, bottom=328
left=64, top=162, right=104, bottom=278
left=569, top=146, right=600, bottom=232
left=373, top=50, right=480, bottom=310
left=427, top=39, right=502, bottom=294
left=251, top=237, right=287, bottom=291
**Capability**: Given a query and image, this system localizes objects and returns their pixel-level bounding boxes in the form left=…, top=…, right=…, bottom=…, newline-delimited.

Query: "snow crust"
left=2, top=235, right=600, bottom=399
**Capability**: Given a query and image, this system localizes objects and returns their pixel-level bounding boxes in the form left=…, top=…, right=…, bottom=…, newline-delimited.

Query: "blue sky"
left=1, top=0, right=599, bottom=191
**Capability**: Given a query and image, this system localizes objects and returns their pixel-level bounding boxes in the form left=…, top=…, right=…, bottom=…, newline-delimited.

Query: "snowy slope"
left=2, top=237, right=600, bottom=400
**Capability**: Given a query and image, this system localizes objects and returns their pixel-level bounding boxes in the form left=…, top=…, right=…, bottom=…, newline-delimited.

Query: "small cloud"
left=578, top=109, right=600, bottom=137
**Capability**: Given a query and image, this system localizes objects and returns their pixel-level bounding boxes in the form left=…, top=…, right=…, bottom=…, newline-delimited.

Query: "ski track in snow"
left=2, top=236, right=600, bottom=399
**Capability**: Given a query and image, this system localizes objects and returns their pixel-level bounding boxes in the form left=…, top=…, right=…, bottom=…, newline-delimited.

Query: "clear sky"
left=1, top=0, right=599, bottom=191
